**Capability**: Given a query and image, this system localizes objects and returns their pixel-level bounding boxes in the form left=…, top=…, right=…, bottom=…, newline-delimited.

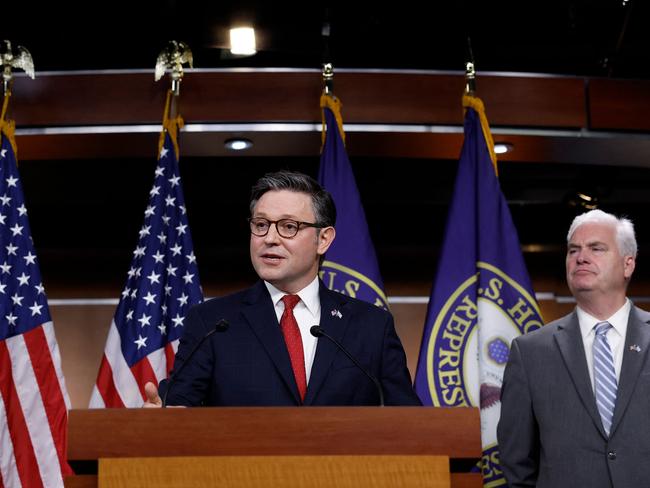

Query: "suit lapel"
left=240, top=281, right=301, bottom=403
left=554, top=311, right=607, bottom=438
left=303, top=284, right=352, bottom=405
left=610, top=306, right=650, bottom=435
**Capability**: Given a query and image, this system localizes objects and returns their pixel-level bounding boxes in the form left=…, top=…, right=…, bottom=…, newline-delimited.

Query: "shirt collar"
left=577, top=298, right=630, bottom=340
left=264, top=276, right=320, bottom=315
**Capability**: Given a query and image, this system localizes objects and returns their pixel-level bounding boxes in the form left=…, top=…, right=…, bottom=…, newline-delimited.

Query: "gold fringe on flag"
left=157, top=89, right=184, bottom=159
left=320, top=92, right=346, bottom=150
left=462, top=94, right=498, bottom=176
left=0, top=89, right=17, bottom=157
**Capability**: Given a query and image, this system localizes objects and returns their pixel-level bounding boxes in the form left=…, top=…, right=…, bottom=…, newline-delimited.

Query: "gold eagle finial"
left=1, top=40, right=35, bottom=94
left=155, top=40, right=193, bottom=95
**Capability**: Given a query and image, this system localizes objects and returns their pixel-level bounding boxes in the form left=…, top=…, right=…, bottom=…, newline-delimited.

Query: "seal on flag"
left=320, top=260, right=389, bottom=309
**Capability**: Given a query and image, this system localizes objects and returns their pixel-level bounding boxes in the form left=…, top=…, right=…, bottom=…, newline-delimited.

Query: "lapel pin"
left=331, top=309, right=342, bottom=319
left=630, top=344, right=642, bottom=353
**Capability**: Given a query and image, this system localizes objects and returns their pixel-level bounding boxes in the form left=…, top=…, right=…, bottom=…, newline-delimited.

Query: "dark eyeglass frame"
left=248, top=217, right=325, bottom=238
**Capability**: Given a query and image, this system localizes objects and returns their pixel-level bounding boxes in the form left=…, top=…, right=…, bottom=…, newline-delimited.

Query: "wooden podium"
left=65, top=407, right=481, bottom=488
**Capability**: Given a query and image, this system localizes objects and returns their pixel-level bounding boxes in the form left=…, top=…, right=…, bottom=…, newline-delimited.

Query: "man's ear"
left=317, top=227, right=336, bottom=256
left=623, top=255, right=636, bottom=280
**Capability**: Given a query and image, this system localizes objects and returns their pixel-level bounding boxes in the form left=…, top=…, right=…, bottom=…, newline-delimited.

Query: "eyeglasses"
left=248, top=217, right=324, bottom=238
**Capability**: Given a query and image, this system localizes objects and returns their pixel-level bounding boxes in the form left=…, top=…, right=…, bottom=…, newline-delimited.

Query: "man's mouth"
left=573, top=268, right=595, bottom=276
left=261, top=253, right=284, bottom=262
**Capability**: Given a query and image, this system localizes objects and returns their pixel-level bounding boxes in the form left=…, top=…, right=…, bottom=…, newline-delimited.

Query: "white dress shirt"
left=265, top=276, right=320, bottom=383
left=577, top=299, right=630, bottom=392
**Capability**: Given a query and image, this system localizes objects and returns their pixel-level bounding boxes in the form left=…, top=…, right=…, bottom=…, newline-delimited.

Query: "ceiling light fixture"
left=567, top=191, right=599, bottom=210
left=494, top=142, right=514, bottom=154
left=229, top=27, right=256, bottom=55
left=224, top=138, right=253, bottom=151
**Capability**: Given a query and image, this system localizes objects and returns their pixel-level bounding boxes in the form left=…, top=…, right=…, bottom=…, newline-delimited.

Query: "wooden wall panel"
left=11, top=71, right=587, bottom=128
left=589, top=78, right=650, bottom=131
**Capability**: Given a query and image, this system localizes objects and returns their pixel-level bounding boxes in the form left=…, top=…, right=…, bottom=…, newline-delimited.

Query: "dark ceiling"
left=5, top=1, right=650, bottom=297
left=3, top=1, right=648, bottom=78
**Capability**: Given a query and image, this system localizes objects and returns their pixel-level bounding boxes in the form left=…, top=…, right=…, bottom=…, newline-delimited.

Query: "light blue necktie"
left=593, top=321, right=617, bottom=436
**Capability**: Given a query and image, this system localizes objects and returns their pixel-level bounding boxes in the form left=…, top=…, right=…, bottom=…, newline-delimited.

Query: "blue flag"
left=414, top=95, right=543, bottom=486
left=90, top=106, right=203, bottom=408
left=318, top=95, right=387, bottom=308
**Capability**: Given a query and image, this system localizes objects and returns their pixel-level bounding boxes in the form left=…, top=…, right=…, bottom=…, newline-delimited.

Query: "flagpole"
left=1, top=40, right=35, bottom=97
left=462, top=56, right=498, bottom=175
left=465, top=37, right=476, bottom=96
left=90, top=40, right=203, bottom=408
left=414, top=57, right=543, bottom=487
left=320, top=63, right=345, bottom=149
left=317, top=57, right=388, bottom=309
left=1, top=41, right=34, bottom=156
left=154, top=40, right=193, bottom=159
left=0, top=41, right=74, bottom=486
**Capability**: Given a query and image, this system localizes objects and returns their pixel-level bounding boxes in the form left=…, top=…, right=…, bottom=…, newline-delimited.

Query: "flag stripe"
left=23, top=324, right=72, bottom=477
left=42, top=323, right=71, bottom=411
left=7, top=333, right=63, bottom=487
left=105, top=330, right=143, bottom=406
left=0, top=393, right=20, bottom=488
left=147, top=347, right=169, bottom=384
left=91, top=321, right=144, bottom=407
left=93, top=355, right=125, bottom=408
left=0, top=340, right=43, bottom=488
left=130, top=357, right=158, bottom=400
left=88, top=387, right=106, bottom=409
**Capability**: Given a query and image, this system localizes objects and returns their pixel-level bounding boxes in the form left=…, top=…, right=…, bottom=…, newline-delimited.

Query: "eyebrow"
left=253, top=213, right=301, bottom=220
left=568, top=240, right=608, bottom=248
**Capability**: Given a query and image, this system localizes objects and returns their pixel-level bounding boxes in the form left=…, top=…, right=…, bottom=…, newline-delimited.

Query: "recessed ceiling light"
left=494, top=142, right=514, bottom=154
left=230, top=27, right=256, bottom=56
left=224, top=138, right=253, bottom=151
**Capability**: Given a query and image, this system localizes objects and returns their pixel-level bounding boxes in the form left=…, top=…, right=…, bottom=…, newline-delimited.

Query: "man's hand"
left=143, top=381, right=162, bottom=408
left=143, top=381, right=186, bottom=408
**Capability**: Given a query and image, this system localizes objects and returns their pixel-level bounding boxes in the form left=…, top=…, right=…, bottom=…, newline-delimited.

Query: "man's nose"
left=264, top=223, right=281, bottom=243
left=575, top=249, right=588, bottom=263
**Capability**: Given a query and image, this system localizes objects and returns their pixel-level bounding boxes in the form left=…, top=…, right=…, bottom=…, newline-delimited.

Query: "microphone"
left=310, top=325, right=384, bottom=406
left=162, top=319, right=229, bottom=408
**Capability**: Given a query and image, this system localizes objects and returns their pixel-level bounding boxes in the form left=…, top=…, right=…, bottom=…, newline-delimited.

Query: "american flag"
left=0, top=130, right=72, bottom=486
left=89, top=130, right=203, bottom=408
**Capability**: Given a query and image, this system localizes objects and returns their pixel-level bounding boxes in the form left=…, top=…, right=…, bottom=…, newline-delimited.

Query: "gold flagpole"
left=0, top=40, right=35, bottom=157
left=154, top=40, right=193, bottom=159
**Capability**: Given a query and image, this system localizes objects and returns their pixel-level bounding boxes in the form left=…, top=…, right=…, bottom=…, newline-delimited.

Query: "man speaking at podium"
left=144, top=170, right=420, bottom=407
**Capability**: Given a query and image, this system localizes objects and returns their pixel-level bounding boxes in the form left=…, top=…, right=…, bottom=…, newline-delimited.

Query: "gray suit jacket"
left=497, top=305, right=650, bottom=488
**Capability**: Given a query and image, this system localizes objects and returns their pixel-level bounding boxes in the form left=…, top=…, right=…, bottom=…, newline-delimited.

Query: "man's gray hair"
left=567, top=209, right=637, bottom=257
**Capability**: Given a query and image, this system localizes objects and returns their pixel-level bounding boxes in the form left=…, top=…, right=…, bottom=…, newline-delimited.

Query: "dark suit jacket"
left=160, top=280, right=421, bottom=406
left=497, top=305, right=650, bottom=488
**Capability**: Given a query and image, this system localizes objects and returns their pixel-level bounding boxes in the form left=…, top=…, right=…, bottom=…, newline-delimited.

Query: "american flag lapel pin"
left=331, top=309, right=343, bottom=319
left=629, top=344, right=641, bottom=353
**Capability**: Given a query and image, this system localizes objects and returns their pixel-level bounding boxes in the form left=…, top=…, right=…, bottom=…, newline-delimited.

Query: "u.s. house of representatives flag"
left=414, top=95, right=543, bottom=487
left=318, top=94, right=387, bottom=308
left=0, top=123, right=72, bottom=486
left=89, top=120, right=203, bottom=408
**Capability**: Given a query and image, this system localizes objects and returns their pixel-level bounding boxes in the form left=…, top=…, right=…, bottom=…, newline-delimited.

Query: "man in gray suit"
left=498, top=209, right=650, bottom=487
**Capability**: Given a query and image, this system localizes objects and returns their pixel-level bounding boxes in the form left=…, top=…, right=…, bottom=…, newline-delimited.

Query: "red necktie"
left=280, top=294, right=307, bottom=401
